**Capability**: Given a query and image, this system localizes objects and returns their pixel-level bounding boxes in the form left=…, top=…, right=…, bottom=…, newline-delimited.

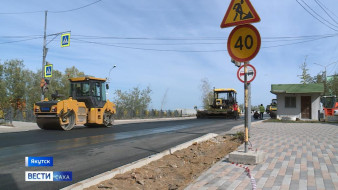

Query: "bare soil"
left=86, top=135, right=242, bottom=190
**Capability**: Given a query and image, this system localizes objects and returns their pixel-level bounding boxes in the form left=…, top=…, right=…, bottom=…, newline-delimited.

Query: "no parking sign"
left=237, top=64, right=256, bottom=83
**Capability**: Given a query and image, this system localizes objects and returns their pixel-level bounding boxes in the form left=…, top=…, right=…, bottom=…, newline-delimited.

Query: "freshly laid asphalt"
left=0, top=117, right=247, bottom=190
left=185, top=122, right=338, bottom=190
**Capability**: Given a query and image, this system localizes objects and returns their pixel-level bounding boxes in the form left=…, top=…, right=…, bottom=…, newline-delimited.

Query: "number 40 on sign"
left=227, top=24, right=261, bottom=62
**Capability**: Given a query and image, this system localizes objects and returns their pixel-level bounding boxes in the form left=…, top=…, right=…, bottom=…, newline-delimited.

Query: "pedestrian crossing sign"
left=61, top=33, right=70, bottom=47
left=45, top=65, right=53, bottom=77
left=220, top=0, right=260, bottom=28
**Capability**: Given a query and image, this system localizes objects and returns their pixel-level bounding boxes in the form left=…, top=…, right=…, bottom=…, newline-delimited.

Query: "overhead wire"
left=0, top=36, right=43, bottom=44
left=327, top=61, right=338, bottom=75
left=70, top=33, right=338, bottom=52
left=300, top=0, right=338, bottom=28
left=0, top=33, right=335, bottom=40
left=0, top=35, right=43, bottom=38
left=314, top=0, right=338, bottom=25
left=71, top=38, right=226, bottom=52
left=70, top=33, right=338, bottom=47
left=296, top=0, right=338, bottom=31
left=0, top=0, right=102, bottom=15
left=262, top=33, right=338, bottom=48
left=49, top=0, right=102, bottom=13
left=0, top=10, right=44, bottom=15
left=0, top=32, right=337, bottom=51
left=71, top=33, right=337, bottom=41
left=72, top=35, right=227, bottom=41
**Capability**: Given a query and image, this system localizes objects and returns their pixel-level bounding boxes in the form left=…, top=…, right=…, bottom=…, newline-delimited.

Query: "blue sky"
left=0, top=0, right=337, bottom=109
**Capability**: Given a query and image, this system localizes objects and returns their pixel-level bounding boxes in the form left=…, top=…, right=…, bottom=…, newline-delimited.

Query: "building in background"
left=270, top=83, right=324, bottom=121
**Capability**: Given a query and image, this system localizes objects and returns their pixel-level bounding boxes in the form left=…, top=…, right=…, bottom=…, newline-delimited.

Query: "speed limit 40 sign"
left=227, top=24, right=261, bottom=62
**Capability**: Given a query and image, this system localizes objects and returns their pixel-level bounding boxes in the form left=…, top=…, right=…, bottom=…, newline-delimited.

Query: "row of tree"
left=0, top=59, right=153, bottom=114
left=0, top=59, right=86, bottom=112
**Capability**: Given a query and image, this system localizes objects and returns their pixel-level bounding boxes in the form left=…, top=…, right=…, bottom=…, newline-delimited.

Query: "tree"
left=327, top=74, right=338, bottom=96
left=0, top=63, right=6, bottom=109
left=309, top=71, right=338, bottom=96
left=61, top=66, right=85, bottom=97
left=200, top=78, right=213, bottom=109
left=114, top=86, right=152, bottom=112
left=42, top=66, right=85, bottom=99
left=3, top=60, right=26, bottom=110
left=299, top=57, right=313, bottom=84
left=24, top=70, right=41, bottom=109
left=312, top=73, right=324, bottom=83
left=23, top=66, right=86, bottom=108
left=45, top=70, right=68, bottom=99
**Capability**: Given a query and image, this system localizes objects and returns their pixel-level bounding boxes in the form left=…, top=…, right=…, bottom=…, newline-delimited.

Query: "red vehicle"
left=320, top=96, right=338, bottom=119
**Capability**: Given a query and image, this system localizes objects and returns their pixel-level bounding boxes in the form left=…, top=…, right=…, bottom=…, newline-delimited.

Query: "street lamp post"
left=108, top=65, right=117, bottom=83
left=106, top=65, right=117, bottom=96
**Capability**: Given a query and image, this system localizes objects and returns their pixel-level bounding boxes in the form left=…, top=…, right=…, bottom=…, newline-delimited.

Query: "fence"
left=0, top=108, right=36, bottom=125
left=0, top=108, right=185, bottom=125
left=114, top=109, right=184, bottom=119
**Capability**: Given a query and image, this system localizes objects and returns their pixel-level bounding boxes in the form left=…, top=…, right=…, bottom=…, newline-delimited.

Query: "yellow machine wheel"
left=103, top=111, right=114, bottom=127
left=60, top=111, right=75, bottom=130
left=37, top=118, right=61, bottom=130
left=36, top=111, right=75, bottom=130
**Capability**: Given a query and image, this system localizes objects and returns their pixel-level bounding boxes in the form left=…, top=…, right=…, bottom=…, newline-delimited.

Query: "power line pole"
left=41, top=10, right=48, bottom=100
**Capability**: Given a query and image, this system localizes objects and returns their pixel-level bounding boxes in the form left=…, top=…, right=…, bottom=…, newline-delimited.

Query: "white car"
left=334, top=109, right=338, bottom=116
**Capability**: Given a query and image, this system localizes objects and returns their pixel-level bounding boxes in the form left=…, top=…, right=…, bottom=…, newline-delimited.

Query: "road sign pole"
left=244, top=62, right=249, bottom=153
left=248, top=81, right=251, bottom=138
left=222, top=0, right=260, bottom=155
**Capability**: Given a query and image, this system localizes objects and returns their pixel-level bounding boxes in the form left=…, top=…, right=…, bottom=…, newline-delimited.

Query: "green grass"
left=231, top=131, right=245, bottom=143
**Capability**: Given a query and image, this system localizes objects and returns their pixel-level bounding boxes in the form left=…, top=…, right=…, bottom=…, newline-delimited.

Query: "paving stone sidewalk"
left=186, top=122, right=338, bottom=190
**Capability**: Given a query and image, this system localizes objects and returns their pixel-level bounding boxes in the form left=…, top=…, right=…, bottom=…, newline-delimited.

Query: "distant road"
left=0, top=117, right=254, bottom=190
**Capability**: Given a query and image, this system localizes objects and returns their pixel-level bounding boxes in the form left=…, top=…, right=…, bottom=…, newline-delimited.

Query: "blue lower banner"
left=25, top=157, right=53, bottom=167
left=25, top=171, right=72, bottom=181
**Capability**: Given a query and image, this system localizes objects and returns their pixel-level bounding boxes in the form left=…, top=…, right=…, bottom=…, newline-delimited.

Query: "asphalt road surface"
left=0, top=117, right=255, bottom=190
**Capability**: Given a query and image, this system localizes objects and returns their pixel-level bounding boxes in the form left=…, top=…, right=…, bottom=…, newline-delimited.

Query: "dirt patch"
left=86, top=135, right=242, bottom=190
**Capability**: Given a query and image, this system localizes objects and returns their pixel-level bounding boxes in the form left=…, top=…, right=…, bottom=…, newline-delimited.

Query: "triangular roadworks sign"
left=220, top=0, right=260, bottom=28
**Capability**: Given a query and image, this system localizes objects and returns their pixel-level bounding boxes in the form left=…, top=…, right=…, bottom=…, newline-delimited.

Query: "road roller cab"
left=70, top=77, right=108, bottom=108
left=34, top=76, right=116, bottom=130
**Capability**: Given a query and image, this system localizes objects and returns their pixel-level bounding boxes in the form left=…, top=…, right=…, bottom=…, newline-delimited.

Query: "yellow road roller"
left=34, top=76, right=116, bottom=130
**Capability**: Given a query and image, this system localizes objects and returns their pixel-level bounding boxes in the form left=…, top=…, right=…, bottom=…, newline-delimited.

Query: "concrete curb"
left=61, top=133, right=218, bottom=190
